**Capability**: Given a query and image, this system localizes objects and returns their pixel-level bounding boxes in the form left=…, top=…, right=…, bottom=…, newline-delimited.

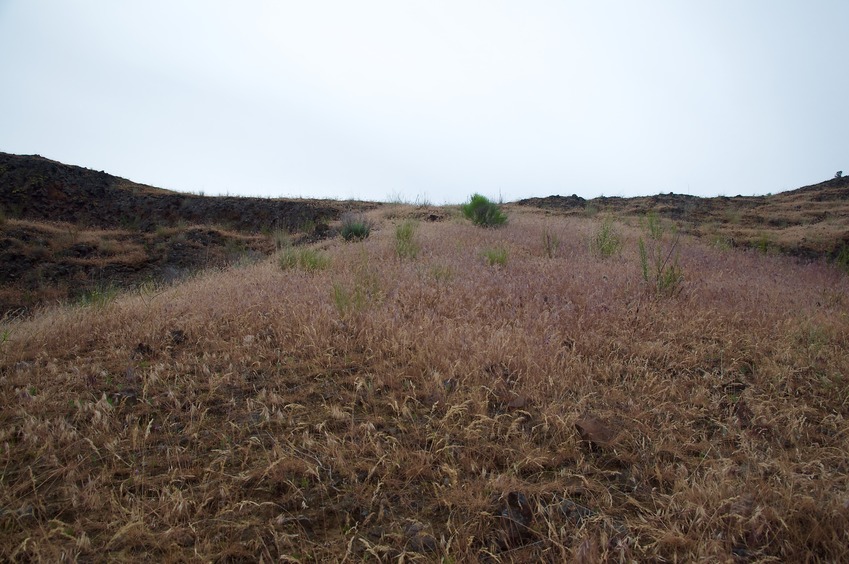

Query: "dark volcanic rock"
left=0, top=152, right=377, bottom=233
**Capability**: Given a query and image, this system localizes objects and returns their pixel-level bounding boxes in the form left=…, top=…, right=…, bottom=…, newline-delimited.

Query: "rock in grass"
left=575, top=414, right=618, bottom=449
left=404, top=521, right=438, bottom=553
left=499, top=491, right=534, bottom=547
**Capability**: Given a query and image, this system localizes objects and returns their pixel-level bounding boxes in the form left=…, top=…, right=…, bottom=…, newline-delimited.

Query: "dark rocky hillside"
left=0, top=152, right=373, bottom=232
left=0, top=153, right=378, bottom=315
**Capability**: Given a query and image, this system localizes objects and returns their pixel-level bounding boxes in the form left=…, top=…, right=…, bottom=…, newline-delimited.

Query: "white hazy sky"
left=0, top=1, right=846, bottom=203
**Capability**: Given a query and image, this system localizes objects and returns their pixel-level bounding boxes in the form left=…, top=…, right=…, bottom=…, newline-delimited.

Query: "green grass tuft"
left=279, top=248, right=330, bottom=272
left=340, top=213, right=372, bottom=241
left=394, top=220, right=420, bottom=260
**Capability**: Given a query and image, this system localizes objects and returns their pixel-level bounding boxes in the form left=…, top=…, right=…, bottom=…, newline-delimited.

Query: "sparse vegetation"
left=76, top=283, right=119, bottom=308
left=2, top=209, right=849, bottom=561
left=332, top=252, right=382, bottom=316
left=755, top=232, right=774, bottom=254
left=2, top=153, right=849, bottom=561
left=340, top=212, right=373, bottom=241
left=542, top=227, right=560, bottom=258
left=638, top=211, right=684, bottom=296
left=461, top=193, right=508, bottom=227
left=278, top=247, right=330, bottom=272
left=591, top=216, right=622, bottom=258
left=835, top=243, right=849, bottom=273
left=271, top=228, right=290, bottom=251
left=482, top=246, right=508, bottom=266
left=394, top=220, right=420, bottom=259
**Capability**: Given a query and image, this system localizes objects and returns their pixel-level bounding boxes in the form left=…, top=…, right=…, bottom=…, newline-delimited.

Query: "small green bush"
left=279, top=248, right=330, bottom=272
left=461, top=194, right=507, bottom=227
left=482, top=247, right=508, bottom=266
left=394, top=220, right=419, bottom=260
left=591, top=217, right=622, bottom=258
left=341, top=213, right=372, bottom=241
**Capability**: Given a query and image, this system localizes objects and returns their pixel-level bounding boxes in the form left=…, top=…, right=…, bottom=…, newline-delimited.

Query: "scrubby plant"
left=430, top=264, right=454, bottom=283
left=638, top=211, right=683, bottom=297
left=271, top=229, right=290, bottom=251
left=591, top=217, right=622, bottom=258
left=340, top=213, right=372, bottom=241
left=754, top=233, right=773, bottom=254
left=78, top=284, right=119, bottom=309
left=461, top=194, right=507, bottom=227
left=279, top=247, right=330, bottom=272
left=332, top=253, right=382, bottom=315
left=835, top=244, right=849, bottom=273
left=542, top=228, right=560, bottom=258
left=583, top=203, right=599, bottom=217
left=482, top=246, right=508, bottom=266
left=394, top=220, right=419, bottom=260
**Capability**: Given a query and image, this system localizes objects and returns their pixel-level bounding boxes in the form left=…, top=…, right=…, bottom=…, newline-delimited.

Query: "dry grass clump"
left=1, top=207, right=848, bottom=561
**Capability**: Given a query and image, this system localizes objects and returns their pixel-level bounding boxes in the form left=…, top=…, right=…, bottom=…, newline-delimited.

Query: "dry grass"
left=1, top=207, right=848, bottom=561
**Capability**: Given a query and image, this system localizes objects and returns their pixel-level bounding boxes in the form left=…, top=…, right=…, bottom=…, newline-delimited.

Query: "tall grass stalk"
left=638, top=212, right=683, bottom=296
left=542, top=228, right=560, bottom=258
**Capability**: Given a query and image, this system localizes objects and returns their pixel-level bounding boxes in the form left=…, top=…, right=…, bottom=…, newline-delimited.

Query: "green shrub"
left=638, top=212, right=683, bottom=297
left=341, top=213, right=372, bottom=241
left=461, top=194, right=507, bottom=227
left=279, top=248, right=330, bottom=272
left=591, top=217, right=622, bottom=258
left=394, top=220, right=419, bottom=260
left=482, top=247, right=508, bottom=266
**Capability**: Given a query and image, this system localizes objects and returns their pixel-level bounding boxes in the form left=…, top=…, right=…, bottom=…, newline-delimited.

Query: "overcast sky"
left=0, top=1, right=846, bottom=203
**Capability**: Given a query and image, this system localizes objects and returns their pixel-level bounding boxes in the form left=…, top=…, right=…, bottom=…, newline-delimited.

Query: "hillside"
left=1, top=190, right=848, bottom=560
left=0, top=153, right=378, bottom=315
left=518, top=175, right=849, bottom=261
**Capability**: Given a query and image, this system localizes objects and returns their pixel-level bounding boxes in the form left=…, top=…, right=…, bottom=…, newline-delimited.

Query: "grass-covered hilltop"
left=1, top=153, right=848, bottom=561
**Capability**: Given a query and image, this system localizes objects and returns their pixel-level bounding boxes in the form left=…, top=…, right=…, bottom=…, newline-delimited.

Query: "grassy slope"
left=1, top=206, right=848, bottom=561
left=518, top=174, right=849, bottom=261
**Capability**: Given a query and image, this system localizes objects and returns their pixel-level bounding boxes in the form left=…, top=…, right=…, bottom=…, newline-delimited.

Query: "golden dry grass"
left=1, top=207, right=848, bottom=561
